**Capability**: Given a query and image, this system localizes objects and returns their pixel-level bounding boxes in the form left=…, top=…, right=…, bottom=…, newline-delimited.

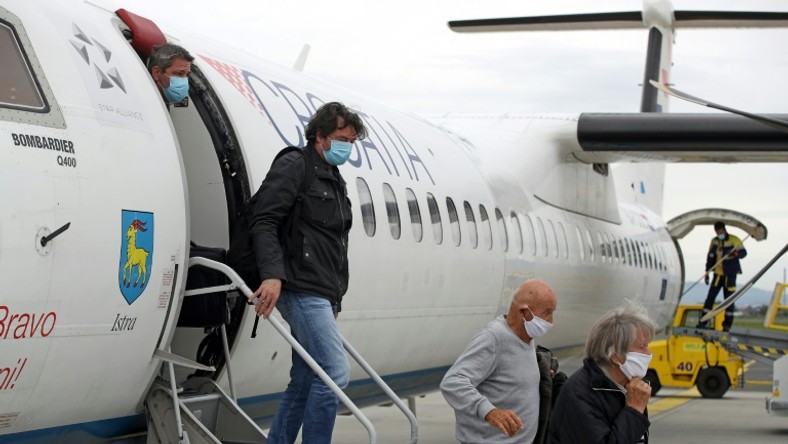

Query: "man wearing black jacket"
left=247, top=102, right=367, bottom=444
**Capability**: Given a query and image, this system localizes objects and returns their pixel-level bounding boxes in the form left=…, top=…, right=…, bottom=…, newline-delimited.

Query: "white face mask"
left=523, top=307, right=552, bottom=338
left=618, top=352, right=653, bottom=379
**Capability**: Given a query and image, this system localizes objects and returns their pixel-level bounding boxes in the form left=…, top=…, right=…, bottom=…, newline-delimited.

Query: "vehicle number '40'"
left=677, top=362, right=694, bottom=371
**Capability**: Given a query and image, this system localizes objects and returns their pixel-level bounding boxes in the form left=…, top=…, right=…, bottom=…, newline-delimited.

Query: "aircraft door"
left=0, top=2, right=193, bottom=432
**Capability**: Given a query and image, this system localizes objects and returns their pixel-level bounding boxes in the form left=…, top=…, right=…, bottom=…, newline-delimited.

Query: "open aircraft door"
left=126, top=17, right=262, bottom=383
left=0, top=3, right=192, bottom=433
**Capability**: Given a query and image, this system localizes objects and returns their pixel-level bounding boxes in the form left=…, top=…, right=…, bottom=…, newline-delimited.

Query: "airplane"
left=2, top=0, right=788, bottom=442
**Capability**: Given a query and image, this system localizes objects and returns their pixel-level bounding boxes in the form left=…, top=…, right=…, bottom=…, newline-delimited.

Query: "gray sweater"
left=441, top=316, right=540, bottom=443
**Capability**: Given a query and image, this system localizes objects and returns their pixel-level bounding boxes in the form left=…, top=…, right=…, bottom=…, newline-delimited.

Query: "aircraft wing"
left=574, top=113, right=788, bottom=163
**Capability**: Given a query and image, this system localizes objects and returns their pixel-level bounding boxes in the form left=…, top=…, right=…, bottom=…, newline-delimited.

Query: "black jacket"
left=249, top=145, right=352, bottom=309
left=547, top=358, right=649, bottom=444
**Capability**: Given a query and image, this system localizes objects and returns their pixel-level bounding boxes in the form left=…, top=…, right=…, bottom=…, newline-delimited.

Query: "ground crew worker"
left=698, top=221, right=746, bottom=331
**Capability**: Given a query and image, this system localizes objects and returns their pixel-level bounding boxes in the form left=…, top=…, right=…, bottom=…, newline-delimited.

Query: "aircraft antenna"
left=293, top=44, right=311, bottom=71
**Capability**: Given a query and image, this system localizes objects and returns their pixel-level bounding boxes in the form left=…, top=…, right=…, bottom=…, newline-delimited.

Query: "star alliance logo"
left=69, top=23, right=126, bottom=93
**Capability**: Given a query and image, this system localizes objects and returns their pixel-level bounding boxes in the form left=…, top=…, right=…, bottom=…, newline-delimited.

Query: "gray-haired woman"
left=547, top=304, right=657, bottom=444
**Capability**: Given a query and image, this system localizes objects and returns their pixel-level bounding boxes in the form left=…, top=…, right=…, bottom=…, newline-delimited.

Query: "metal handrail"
left=342, top=337, right=419, bottom=443
left=187, top=256, right=392, bottom=443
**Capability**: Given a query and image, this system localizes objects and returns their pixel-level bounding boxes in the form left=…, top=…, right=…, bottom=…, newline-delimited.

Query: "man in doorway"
left=148, top=43, right=193, bottom=105
left=698, top=221, right=747, bottom=331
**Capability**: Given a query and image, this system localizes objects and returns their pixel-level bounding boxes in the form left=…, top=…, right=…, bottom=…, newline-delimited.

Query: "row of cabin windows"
left=356, top=178, right=674, bottom=272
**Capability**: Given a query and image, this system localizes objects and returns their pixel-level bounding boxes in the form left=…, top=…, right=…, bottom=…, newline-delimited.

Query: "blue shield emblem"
left=118, top=210, right=154, bottom=304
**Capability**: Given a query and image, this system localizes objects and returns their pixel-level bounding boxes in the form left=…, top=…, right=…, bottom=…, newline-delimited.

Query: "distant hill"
left=679, top=281, right=775, bottom=307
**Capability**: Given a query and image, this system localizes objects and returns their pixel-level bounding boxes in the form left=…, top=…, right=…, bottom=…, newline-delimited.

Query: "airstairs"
left=145, top=257, right=419, bottom=443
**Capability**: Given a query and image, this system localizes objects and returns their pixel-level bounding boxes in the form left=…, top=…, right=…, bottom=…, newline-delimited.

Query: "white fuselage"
left=0, top=1, right=681, bottom=441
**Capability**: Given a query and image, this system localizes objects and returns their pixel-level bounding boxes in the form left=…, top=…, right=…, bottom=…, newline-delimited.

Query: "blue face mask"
left=717, top=233, right=726, bottom=240
left=324, top=139, right=353, bottom=166
left=163, top=75, right=189, bottom=103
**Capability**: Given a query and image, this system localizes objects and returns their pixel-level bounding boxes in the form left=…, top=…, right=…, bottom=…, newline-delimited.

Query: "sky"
left=106, top=0, right=788, bottom=297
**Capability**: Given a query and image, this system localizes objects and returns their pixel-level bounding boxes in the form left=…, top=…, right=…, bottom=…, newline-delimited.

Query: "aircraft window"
left=625, top=238, right=633, bottom=266
left=356, top=178, right=376, bottom=237
left=546, top=219, right=559, bottom=259
left=426, top=193, right=443, bottom=245
left=628, top=240, right=634, bottom=265
left=623, top=238, right=631, bottom=265
left=523, top=214, right=537, bottom=256
left=535, top=217, right=548, bottom=257
left=557, top=221, right=569, bottom=259
left=382, top=183, right=401, bottom=240
left=585, top=228, right=595, bottom=262
left=463, top=201, right=478, bottom=249
left=510, top=212, right=523, bottom=254
left=575, top=226, right=585, bottom=261
left=446, top=197, right=461, bottom=246
left=596, top=232, right=606, bottom=263
left=658, top=244, right=667, bottom=271
left=0, top=22, right=46, bottom=111
left=479, top=205, right=493, bottom=250
left=405, top=188, right=423, bottom=243
left=606, top=234, right=614, bottom=263
left=654, top=244, right=660, bottom=270
left=647, top=243, right=655, bottom=269
left=495, top=208, right=508, bottom=252
left=612, top=235, right=621, bottom=264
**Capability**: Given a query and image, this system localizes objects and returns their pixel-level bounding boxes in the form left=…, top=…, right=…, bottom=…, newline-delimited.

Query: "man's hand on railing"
left=249, top=278, right=281, bottom=319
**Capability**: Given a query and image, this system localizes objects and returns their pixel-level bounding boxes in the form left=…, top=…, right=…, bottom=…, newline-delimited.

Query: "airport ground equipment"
left=645, top=305, right=743, bottom=398
left=647, top=283, right=788, bottom=412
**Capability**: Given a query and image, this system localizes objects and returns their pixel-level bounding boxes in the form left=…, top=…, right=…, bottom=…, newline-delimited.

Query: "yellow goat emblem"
left=122, top=219, right=150, bottom=287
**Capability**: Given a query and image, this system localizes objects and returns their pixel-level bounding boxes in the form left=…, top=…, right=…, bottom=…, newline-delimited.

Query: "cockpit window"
left=0, top=21, right=47, bottom=112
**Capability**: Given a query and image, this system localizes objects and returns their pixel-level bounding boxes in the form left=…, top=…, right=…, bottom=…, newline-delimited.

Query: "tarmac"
left=329, top=358, right=788, bottom=443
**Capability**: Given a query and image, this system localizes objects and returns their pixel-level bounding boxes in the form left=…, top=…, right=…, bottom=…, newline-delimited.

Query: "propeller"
left=649, top=80, right=788, bottom=134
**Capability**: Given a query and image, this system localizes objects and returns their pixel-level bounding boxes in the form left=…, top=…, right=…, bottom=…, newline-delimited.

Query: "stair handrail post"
left=341, top=336, right=419, bottom=444
left=219, top=324, right=237, bottom=402
left=166, top=346, right=188, bottom=443
left=187, top=256, right=379, bottom=443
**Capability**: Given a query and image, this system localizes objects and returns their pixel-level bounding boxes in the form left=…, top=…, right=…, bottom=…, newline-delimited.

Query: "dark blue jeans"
left=267, top=291, right=350, bottom=444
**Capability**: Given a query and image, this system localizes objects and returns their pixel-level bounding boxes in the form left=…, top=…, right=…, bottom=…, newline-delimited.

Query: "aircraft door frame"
left=167, top=63, right=253, bottom=381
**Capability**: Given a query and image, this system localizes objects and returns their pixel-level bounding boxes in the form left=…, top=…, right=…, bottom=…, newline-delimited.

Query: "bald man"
left=441, top=279, right=558, bottom=444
